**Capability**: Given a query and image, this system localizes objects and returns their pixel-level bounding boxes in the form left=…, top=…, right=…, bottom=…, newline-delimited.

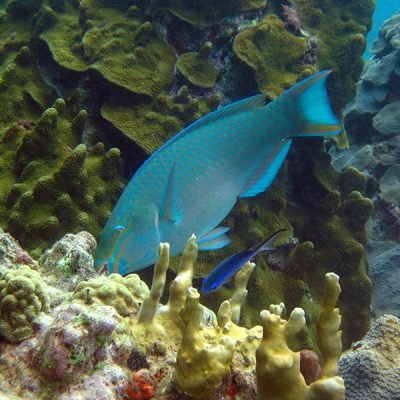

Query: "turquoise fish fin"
left=160, top=162, right=180, bottom=223
left=240, top=139, right=292, bottom=198
left=284, top=69, right=342, bottom=137
left=198, top=227, right=231, bottom=250
left=182, top=94, right=266, bottom=136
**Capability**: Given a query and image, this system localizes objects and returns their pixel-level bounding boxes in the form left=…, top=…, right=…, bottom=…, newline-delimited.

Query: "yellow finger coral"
left=256, top=273, right=345, bottom=400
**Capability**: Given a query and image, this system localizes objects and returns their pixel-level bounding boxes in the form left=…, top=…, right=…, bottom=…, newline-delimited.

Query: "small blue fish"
left=201, top=229, right=286, bottom=293
left=95, top=70, right=341, bottom=275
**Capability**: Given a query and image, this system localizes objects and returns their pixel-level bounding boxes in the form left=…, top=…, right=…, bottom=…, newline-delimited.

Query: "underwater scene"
left=0, top=0, right=399, bottom=399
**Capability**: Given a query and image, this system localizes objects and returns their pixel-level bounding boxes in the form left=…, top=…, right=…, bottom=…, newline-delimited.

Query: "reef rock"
left=372, top=102, right=400, bottom=137
left=344, top=12, right=400, bottom=143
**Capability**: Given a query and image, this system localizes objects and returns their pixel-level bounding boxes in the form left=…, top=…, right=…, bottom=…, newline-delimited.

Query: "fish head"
left=201, top=275, right=220, bottom=293
left=95, top=208, right=160, bottom=275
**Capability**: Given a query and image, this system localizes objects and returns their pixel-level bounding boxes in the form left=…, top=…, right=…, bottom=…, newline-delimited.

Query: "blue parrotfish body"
left=95, top=70, right=341, bottom=275
left=201, top=229, right=286, bottom=293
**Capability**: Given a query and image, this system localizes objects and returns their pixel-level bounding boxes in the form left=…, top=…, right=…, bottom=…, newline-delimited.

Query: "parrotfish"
left=201, top=229, right=286, bottom=293
left=95, top=70, right=341, bottom=275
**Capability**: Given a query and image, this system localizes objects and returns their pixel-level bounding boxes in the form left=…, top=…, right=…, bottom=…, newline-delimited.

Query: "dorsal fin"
left=240, top=140, right=292, bottom=198
left=182, top=94, right=266, bottom=135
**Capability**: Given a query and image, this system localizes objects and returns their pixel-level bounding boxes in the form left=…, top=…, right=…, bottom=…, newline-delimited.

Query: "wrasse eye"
left=113, top=225, right=125, bottom=238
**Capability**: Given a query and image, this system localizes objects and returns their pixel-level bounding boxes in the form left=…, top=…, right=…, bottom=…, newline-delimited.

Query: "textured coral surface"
left=339, top=315, right=400, bottom=400
left=0, top=0, right=374, bottom=353
left=0, top=231, right=345, bottom=400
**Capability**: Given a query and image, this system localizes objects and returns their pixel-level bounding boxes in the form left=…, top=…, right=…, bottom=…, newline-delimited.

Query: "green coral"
left=338, top=167, right=368, bottom=198
left=176, top=42, right=218, bottom=88
left=151, top=0, right=267, bottom=26
left=0, top=46, right=56, bottom=132
left=291, top=0, right=375, bottom=112
left=37, top=0, right=176, bottom=97
left=0, top=265, right=49, bottom=342
left=101, top=87, right=222, bottom=154
left=6, top=0, right=44, bottom=18
left=286, top=142, right=372, bottom=348
left=71, top=274, right=149, bottom=316
left=233, top=14, right=312, bottom=98
left=0, top=98, right=125, bottom=256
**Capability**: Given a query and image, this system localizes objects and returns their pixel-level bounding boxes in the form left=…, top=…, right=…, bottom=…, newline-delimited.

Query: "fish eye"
left=113, top=225, right=125, bottom=238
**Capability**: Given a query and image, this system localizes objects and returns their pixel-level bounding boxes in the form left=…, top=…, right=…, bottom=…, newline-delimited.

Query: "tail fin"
left=280, top=70, right=342, bottom=137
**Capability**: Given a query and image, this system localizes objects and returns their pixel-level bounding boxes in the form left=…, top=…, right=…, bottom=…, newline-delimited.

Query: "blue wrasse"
left=202, top=229, right=286, bottom=293
left=95, top=70, right=341, bottom=275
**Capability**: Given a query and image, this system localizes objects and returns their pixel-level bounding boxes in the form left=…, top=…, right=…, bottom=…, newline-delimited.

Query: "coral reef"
left=286, top=141, right=372, bottom=348
left=37, top=1, right=176, bottom=97
left=0, top=96, right=125, bottom=256
left=0, top=231, right=345, bottom=399
left=0, top=0, right=375, bottom=355
left=331, top=12, right=400, bottom=319
left=233, top=14, right=311, bottom=99
left=0, top=264, right=49, bottom=343
left=256, top=274, right=344, bottom=399
left=339, top=315, right=400, bottom=400
left=151, top=0, right=267, bottom=26
left=290, top=0, right=375, bottom=112
left=176, top=42, right=218, bottom=88
left=101, top=88, right=222, bottom=154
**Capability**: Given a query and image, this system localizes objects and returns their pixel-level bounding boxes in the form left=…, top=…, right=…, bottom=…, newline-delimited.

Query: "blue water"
left=364, top=0, right=400, bottom=59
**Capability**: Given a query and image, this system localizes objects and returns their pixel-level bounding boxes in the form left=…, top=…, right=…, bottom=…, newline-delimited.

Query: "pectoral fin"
left=198, top=227, right=231, bottom=250
left=160, top=162, right=180, bottom=223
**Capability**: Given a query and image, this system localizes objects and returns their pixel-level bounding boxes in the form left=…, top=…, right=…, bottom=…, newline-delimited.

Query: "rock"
left=379, top=164, right=400, bottom=205
left=361, top=52, right=398, bottom=86
left=372, top=102, right=400, bottom=137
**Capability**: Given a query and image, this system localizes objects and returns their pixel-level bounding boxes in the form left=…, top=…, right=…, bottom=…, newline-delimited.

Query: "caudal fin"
left=281, top=70, right=342, bottom=137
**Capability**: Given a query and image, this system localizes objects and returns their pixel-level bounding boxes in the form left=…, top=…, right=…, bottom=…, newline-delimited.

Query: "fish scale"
left=95, top=70, right=341, bottom=274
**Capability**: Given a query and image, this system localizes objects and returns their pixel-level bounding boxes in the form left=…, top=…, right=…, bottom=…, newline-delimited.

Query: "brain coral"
left=0, top=265, right=49, bottom=343
left=339, top=315, right=400, bottom=400
left=72, top=274, right=149, bottom=316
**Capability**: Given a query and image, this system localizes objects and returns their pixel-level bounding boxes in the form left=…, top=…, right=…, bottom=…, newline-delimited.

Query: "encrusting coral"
left=233, top=14, right=311, bottom=99
left=0, top=231, right=345, bottom=399
left=176, top=42, right=218, bottom=89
